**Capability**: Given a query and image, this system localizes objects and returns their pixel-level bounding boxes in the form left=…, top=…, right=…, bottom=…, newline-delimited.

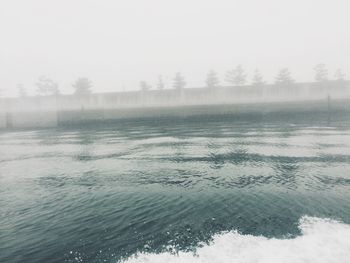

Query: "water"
left=1, top=118, right=350, bottom=262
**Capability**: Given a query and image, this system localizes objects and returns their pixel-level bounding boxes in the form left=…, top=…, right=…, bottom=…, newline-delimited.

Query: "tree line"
left=14, top=77, right=93, bottom=98
left=13, top=64, right=347, bottom=98
left=142, top=64, right=346, bottom=91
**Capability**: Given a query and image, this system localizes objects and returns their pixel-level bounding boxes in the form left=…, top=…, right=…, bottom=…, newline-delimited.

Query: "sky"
left=0, top=0, right=349, bottom=97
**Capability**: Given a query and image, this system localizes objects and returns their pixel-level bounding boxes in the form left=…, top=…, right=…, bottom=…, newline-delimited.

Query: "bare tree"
left=206, top=70, right=220, bottom=89
left=252, top=69, right=265, bottom=86
left=173, top=72, right=186, bottom=90
left=334, top=69, right=346, bottom=81
left=225, top=65, right=246, bottom=86
left=157, top=75, right=165, bottom=90
left=36, top=75, right=60, bottom=96
left=314, top=63, right=328, bottom=82
left=275, top=68, right=294, bottom=85
left=73, top=78, right=93, bottom=95
left=140, top=81, right=151, bottom=91
left=17, top=83, right=27, bottom=97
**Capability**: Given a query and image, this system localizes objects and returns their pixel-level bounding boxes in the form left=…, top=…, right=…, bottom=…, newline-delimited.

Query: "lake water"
left=1, top=118, right=350, bottom=262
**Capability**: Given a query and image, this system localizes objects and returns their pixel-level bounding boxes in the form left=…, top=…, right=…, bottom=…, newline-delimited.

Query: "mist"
left=1, top=0, right=349, bottom=97
left=2, top=1, right=350, bottom=263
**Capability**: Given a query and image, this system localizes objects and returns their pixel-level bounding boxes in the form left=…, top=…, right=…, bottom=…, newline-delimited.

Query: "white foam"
left=121, top=216, right=350, bottom=263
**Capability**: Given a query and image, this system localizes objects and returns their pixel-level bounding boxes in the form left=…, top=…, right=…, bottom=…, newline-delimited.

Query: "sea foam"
left=121, top=216, right=350, bottom=263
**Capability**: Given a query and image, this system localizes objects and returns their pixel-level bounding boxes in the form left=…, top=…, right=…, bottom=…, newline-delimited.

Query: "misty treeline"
left=145, top=64, right=346, bottom=91
left=11, top=77, right=93, bottom=98
left=12, top=64, right=347, bottom=98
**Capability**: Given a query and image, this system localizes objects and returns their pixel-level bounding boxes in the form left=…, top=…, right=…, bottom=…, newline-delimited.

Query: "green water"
left=1, top=118, right=350, bottom=262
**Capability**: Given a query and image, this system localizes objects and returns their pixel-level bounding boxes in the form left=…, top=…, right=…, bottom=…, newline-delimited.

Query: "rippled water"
left=1, top=118, right=350, bottom=262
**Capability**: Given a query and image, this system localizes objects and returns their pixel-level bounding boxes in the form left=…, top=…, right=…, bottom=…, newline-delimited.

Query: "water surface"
left=1, top=118, right=350, bottom=262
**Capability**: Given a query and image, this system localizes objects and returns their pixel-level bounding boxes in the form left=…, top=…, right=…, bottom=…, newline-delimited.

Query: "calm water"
left=1, top=118, right=350, bottom=262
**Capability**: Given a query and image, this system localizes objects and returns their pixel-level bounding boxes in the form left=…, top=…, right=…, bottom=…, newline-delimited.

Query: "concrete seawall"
left=10, top=111, right=58, bottom=129
left=58, top=99, right=350, bottom=124
left=1, top=81, right=350, bottom=129
left=0, top=113, right=6, bottom=129
left=1, top=98, right=350, bottom=130
left=0, top=111, right=58, bottom=129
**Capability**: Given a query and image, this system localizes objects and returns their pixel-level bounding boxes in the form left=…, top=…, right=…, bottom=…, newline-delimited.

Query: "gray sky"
left=0, top=0, right=349, bottom=97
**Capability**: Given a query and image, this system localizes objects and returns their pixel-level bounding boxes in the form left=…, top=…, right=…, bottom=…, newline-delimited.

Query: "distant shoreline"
left=1, top=98, right=350, bottom=130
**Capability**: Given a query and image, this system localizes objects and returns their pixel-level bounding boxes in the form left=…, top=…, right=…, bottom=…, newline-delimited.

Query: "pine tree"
left=17, top=83, right=27, bottom=97
left=314, top=63, right=328, bottom=82
left=36, top=76, right=60, bottom=96
left=334, top=69, right=346, bottom=81
left=206, top=70, right=220, bottom=88
left=157, top=75, right=165, bottom=90
left=225, top=65, right=246, bottom=86
left=173, top=72, right=186, bottom=90
left=140, top=81, right=150, bottom=91
left=72, top=78, right=93, bottom=95
left=252, top=69, right=265, bottom=86
left=275, top=68, right=294, bottom=84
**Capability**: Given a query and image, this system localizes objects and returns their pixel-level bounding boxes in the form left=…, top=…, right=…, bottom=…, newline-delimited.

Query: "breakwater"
left=0, top=99, right=349, bottom=129
left=1, top=82, right=350, bottom=129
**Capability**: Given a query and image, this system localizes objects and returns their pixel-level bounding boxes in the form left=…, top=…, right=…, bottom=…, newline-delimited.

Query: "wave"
left=121, top=216, right=350, bottom=263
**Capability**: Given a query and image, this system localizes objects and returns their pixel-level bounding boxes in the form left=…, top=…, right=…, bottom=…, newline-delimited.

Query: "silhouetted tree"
left=275, top=68, right=294, bottom=84
left=17, top=83, right=27, bottom=97
left=73, top=78, right=93, bottom=95
left=140, top=81, right=151, bottom=91
left=206, top=70, right=219, bottom=88
left=314, top=63, right=328, bottom=82
left=334, top=69, right=345, bottom=81
left=157, top=75, right=165, bottom=90
left=36, top=76, right=60, bottom=96
left=173, top=72, right=186, bottom=90
left=225, top=65, right=246, bottom=86
left=252, top=69, right=265, bottom=86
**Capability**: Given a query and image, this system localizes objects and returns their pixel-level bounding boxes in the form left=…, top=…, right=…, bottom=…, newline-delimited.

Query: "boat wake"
left=121, top=216, right=350, bottom=263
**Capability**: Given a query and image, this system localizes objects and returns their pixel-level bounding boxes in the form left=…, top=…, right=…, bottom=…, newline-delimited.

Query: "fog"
left=1, top=0, right=349, bottom=97
left=2, top=3, right=350, bottom=262
left=1, top=0, right=350, bottom=129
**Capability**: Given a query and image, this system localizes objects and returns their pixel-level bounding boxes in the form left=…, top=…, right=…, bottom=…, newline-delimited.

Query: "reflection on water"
left=1, top=119, right=350, bottom=262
